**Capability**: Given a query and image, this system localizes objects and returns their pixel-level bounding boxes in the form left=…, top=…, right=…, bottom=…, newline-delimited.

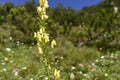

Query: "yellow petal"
left=34, top=32, right=37, bottom=38
left=44, top=34, right=49, bottom=43
left=38, top=47, right=43, bottom=54
left=51, top=39, right=57, bottom=48
left=54, top=69, right=60, bottom=79
left=44, top=1, right=49, bottom=8
left=37, top=6, right=42, bottom=13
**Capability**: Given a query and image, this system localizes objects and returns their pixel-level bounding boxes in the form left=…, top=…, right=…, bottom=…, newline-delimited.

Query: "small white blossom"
left=14, top=71, right=18, bottom=76
left=91, top=63, right=95, bottom=66
left=110, top=61, right=114, bottom=64
left=71, top=66, right=76, bottom=70
left=95, top=59, right=98, bottom=62
left=10, top=60, right=13, bottom=63
left=114, top=6, right=118, bottom=13
left=84, top=74, right=87, bottom=77
left=79, top=63, right=84, bottom=67
left=45, top=77, right=48, bottom=80
left=3, top=68, right=7, bottom=71
left=22, top=67, right=27, bottom=70
left=6, top=48, right=11, bottom=52
left=105, top=73, right=108, bottom=76
left=21, top=42, right=24, bottom=45
left=70, top=73, right=75, bottom=79
left=60, top=56, right=63, bottom=59
left=79, top=71, right=83, bottom=74
left=17, top=41, right=20, bottom=44
left=17, top=44, right=20, bottom=46
left=9, top=37, right=12, bottom=40
left=30, top=78, right=33, bottom=80
left=13, top=69, right=20, bottom=76
left=13, top=69, right=19, bottom=76
left=4, top=57, right=8, bottom=61
left=101, top=56, right=105, bottom=59
left=1, top=62, right=5, bottom=65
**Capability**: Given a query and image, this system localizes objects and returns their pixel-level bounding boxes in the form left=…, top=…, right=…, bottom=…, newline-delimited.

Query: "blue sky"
left=0, top=0, right=103, bottom=10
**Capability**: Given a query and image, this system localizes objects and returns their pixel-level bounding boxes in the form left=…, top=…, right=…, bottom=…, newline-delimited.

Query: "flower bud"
left=51, top=39, right=57, bottom=48
left=38, top=47, right=43, bottom=55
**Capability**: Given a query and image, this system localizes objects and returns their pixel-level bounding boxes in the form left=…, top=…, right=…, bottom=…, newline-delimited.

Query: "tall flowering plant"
left=34, top=0, right=60, bottom=80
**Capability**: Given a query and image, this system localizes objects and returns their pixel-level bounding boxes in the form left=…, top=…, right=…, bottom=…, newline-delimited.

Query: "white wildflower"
left=4, top=57, right=8, bottom=61
left=79, top=63, right=84, bottom=67
left=6, top=48, right=11, bottom=52
left=79, top=71, right=83, bottom=74
left=10, top=60, right=13, bottom=63
left=70, top=73, right=75, bottom=79
left=22, top=67, right=27, bottom=70
left=17, top=43, right=20, bottom=46
left=84, top=74, right=87, bottom=77
left=101, top=56, right=105, bottom=59
left=17, top=41, right=20, bottom=44
left=60, top=56, right=63, bottom=59
left=91, top=63, right=95, bottom=66
left=9, top=37, right=12, bottom=40
left=3, top=68, right=7, bottom=71
left=71, top=66, right=76, bottom=70
left=45, top=77, right=48, bottom=80
left=1, top=62, right=5, bottom=65
left=105, top=73, right=108, bottom=76
left=14, top=71, right=19, bottom=76
left=114, top=6, right=118, bottom=13
left=95, top=59, right=98, bottom=62
left=13, top=69, right=19, bottom=76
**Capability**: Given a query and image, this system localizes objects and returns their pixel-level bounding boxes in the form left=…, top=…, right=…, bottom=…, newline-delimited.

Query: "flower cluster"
left=37, top=0, right=49, bottom=20
left=34, top=27, right=49, bottom=54
left=34, top=0, right=60, bottom=80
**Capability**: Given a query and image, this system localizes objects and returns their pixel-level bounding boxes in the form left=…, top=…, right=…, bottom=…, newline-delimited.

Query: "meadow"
left=0, top=39, right=120, bottom=80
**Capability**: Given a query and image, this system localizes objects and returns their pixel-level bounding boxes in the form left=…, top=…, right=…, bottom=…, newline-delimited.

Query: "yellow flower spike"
left=35, top=0, right=61, bottom=79
left=51, top=39, right=57, bottom=48
left=38, top=47, right=43, bottom=55
left=54, top=69, right=60, bottom=80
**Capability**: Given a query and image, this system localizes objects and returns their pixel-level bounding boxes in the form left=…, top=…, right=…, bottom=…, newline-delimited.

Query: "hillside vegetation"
left=0, top=0, right=120, bottom=80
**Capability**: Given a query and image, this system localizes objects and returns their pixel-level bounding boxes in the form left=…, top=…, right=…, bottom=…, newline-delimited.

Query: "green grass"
left=0, top=41, right=120, bottom=80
